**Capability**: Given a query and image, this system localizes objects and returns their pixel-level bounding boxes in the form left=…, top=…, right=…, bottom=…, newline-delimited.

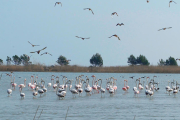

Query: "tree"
left=6, top=56, right=12, bottom=65
left=57, top=55, right=70, bottom=66
left=158, top=56, right=177, bottom=66
left=157, top=59, right=165, bottom=66
left=0, top=59, right=3, bottom=65
left=90, top=53, right=103, bottom=67
left=136, top=55, right=150, bottom=65
left=12, top=55, right=21, bottom=65
left=127, top=54, right=137, bottom=65
left=20, top=54, right=31, bottom=66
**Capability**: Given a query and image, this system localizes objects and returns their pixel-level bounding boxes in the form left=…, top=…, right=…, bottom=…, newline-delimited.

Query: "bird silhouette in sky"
left=111, top=12, right=118, bottom=18
left=108, top=34, right=120, bottom=40
left=116, top=23, right=124, bottom=26
left=84, top=8, right=94, bottom=15
left=54, top=2, right=62, bottom=7
left=28, top=41, right=40, bottom=47
left=169, top=1, right=177, bottom=7
left=41, top=52, right=52, bottom=56
left=76, top=36, right=90, bottom=40
left=158, top=27, right=172, bottom=31
left=30, top=47, right=47, bottom=54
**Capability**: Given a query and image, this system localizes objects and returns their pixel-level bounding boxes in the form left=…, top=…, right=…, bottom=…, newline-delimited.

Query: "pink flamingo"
left=92, top=75, right=98, bottom=93
left=53, top=76, right=58, bottom=89
left=28, top=76, right=32, bottom=89
left=126, top=80, right=130, bottom=90
left=11, top=77, right=17, bottom=90
left=18, top=79, right=26, bottom=88
left=106, top=78, right=110, bottom=90
left=30, top=76, right=36, bottom=90
left=113, top=78, right=117, bottom=91
left=122, top=80, right=127, bottom=91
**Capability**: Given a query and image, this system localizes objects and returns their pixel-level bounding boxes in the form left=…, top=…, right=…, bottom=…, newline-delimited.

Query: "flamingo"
left=19, top=87, right=25, bottom=99
left=28, top=76, right=32, bottom=89
left=67, top=80, right=78, bottom=98
left=84, top=78, right=92, bottom=95
left=32, top=85, right=38, bottom=97
left=52, top=77, right=58, bottom=89
left=98, top=79, right=105, bottom=97
left=145, top=77, right=150, bottom=89
left=133, top=80, right=139, bottom=96
left=78, top=80, right=85, bottom=96
left=126, top=80, right=130, bottom=90
left=165, top=81, right=171, bottom=92
left=169, top=0, right=177, bottom=7
left=74, top=77, right=81, bottom=89
left=113, top=78, right=117, bottom=91
left=38, top=87, right=44, bottom=97
left=30, top=76, right=36, bottom=90
left=106, top=78, right=110, bottom=90
left=56, top=82, right=66, bottom=100
left=47, top=75, right=54, bottom=89
left=92, top=75, right=98, bottom=93
left=122, top=80, right=127, bottom=91
left=11, top=77, right=17, bottom=90
left=41, top=80, right=47, bottom=93
left=18, top=79, right=26, bottom=88
left=7, top=82, right=13, bottom=96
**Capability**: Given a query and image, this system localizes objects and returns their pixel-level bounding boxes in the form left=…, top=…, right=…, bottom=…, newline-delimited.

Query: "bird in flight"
left=108, top=34, right=120, bottom=40
left=54, top=2, right=62, bottom=7
left=176, top=58, right=180, bottom=61
left=41, top=52, right=52, bottom=56
left=111, top=12, right=118, bottom=18
left=158, top=27, right=172, bottom=31
left=147, top=0, right=149, bottom=3
left=116, top=23, right=124, bottom=26
left=169, top=1, right=177, bottom=7
left=30, top=47, right=47, bottom=54
left=76, top=36, right=90, bottom=40
left=130, top=76, right=135, bottom=79
left=84, top=8, right=94, bottom=15
left=28, top=41, right=40, bottom=47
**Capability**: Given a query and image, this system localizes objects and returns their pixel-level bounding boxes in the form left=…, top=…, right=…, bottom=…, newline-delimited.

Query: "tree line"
left=0, top=53, right=178, bottom=66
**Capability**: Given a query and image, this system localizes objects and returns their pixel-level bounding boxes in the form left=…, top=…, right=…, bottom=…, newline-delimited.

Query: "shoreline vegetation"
left=0, top=64, right=180, bottom=73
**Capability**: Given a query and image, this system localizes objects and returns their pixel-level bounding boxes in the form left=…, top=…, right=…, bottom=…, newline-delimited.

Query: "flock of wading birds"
left=2, top=72, right=180, bottom=100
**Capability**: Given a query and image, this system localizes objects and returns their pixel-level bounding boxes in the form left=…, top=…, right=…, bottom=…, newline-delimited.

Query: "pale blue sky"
left=0, top=0, right=180, bottom=66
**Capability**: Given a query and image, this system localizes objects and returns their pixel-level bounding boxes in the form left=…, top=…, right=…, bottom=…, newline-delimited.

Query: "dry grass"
left=0, top=65, right=180, bottom=73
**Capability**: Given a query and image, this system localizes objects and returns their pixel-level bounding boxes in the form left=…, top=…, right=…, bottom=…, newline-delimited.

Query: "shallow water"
left=0, top=72, right=180, bottom=120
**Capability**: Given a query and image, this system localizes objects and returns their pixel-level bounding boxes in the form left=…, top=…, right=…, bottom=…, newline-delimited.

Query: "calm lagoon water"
left=0, top=72, right=180, bottom=120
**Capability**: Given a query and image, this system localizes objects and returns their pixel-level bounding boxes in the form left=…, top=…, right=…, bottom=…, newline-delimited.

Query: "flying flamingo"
left=169, top=1, right=177, bottom=7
